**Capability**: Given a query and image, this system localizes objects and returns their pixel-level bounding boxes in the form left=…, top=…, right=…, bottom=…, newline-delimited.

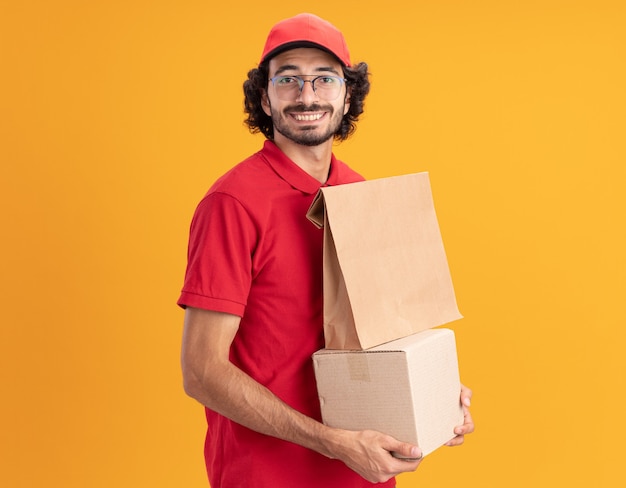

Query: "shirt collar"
left=260, top=140, right=341, bottom=194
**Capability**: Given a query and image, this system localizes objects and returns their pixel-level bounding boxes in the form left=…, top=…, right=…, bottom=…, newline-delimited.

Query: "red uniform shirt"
left=178, top=141, right=394, bottom=487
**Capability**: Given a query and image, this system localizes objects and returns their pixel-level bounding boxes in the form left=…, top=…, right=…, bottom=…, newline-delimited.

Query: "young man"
left=179, top=13, right=474, bottom=487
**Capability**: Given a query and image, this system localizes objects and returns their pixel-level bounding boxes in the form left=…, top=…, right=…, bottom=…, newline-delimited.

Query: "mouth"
left=291, top=112, right=325, bottom=122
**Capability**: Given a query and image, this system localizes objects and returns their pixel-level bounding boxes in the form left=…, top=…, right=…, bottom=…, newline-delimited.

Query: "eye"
left=276, top=76, right=299, bottom=85
left=317, top=76, right=337, bottom=85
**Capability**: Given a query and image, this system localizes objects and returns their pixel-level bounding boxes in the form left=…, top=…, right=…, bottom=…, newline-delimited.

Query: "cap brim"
left=261, top=41, right=347, bottom=66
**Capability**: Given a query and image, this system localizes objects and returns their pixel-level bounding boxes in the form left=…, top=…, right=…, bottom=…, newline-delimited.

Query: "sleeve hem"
left=177, top=291, right=245, bottom=317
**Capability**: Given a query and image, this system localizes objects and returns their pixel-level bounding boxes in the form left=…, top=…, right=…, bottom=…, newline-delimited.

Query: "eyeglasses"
left=269, top=75, right=346, bottom=101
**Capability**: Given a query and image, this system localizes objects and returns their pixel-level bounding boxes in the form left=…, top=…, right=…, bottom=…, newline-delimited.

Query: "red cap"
left=260, top=13, right=351, bottom=67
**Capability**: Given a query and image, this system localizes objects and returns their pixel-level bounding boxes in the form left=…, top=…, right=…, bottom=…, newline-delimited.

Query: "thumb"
left=390, top=443, right=422, bottom=461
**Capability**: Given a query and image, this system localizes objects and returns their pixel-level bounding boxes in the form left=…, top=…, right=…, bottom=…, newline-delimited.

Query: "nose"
left=296, top=79, right=319, bottom=103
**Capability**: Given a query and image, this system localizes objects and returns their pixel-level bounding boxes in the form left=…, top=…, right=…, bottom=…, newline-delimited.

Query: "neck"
left=272, top=134, right=334, bottom=184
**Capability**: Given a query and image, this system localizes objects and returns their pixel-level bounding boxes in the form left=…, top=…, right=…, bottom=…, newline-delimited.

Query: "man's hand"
left=327, top=429, right=423, bottom=483
left=446, top=384, right=475, bottom=447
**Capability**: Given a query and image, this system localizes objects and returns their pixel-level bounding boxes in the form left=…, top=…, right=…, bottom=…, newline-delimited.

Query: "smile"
left=293, top=113, right=324, bottom=121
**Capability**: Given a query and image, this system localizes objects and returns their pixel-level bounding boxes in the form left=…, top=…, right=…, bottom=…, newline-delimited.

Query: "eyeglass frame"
left=268, top=74, right=347, bottom=100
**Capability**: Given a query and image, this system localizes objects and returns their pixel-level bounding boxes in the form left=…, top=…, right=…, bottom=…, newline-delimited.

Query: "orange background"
left=1, top=1, right=624, bottom=487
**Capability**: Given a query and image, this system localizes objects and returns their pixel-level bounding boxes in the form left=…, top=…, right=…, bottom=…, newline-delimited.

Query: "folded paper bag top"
left=306, top=172, right=462, bottom=350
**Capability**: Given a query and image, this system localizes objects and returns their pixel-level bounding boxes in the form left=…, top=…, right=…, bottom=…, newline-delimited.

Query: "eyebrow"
left=273, top=64, right=341, bottom=76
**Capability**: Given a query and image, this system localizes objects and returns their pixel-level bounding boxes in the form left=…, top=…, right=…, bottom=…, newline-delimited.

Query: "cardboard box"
left=313, top=328, right=463, bottom=457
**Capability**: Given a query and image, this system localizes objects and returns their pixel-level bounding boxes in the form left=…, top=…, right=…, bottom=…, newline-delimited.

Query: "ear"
left=343, top=87, right=351, bottom=115
left=261, top=89, right=271, bottom=117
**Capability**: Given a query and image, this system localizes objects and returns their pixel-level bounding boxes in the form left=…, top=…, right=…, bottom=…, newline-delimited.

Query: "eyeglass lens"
left=271, top=76, right=344, bottom=100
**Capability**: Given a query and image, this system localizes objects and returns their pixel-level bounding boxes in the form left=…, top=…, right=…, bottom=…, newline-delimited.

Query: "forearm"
left=184, top=357, right=339, bottom=458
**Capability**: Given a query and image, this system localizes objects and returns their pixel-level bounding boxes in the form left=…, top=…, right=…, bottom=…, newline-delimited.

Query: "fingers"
left=445, top=435, right=465, bottom=447
left=460, top=384, right=472, bottom=408
left=446, top=416, right=472, bottom=446
left=460, top=406, right=475, bottom=435
left=446, top=384, right=475, bottom=447
left=445, top=418, right=471, bottom=447
left=379, top=435, right=423, bottom=470
left=337, top=430, right=423, bottom=483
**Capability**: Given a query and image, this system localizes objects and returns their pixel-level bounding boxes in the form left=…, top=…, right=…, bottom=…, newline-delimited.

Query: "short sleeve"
left=177, top=191, right=257, bottom=316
